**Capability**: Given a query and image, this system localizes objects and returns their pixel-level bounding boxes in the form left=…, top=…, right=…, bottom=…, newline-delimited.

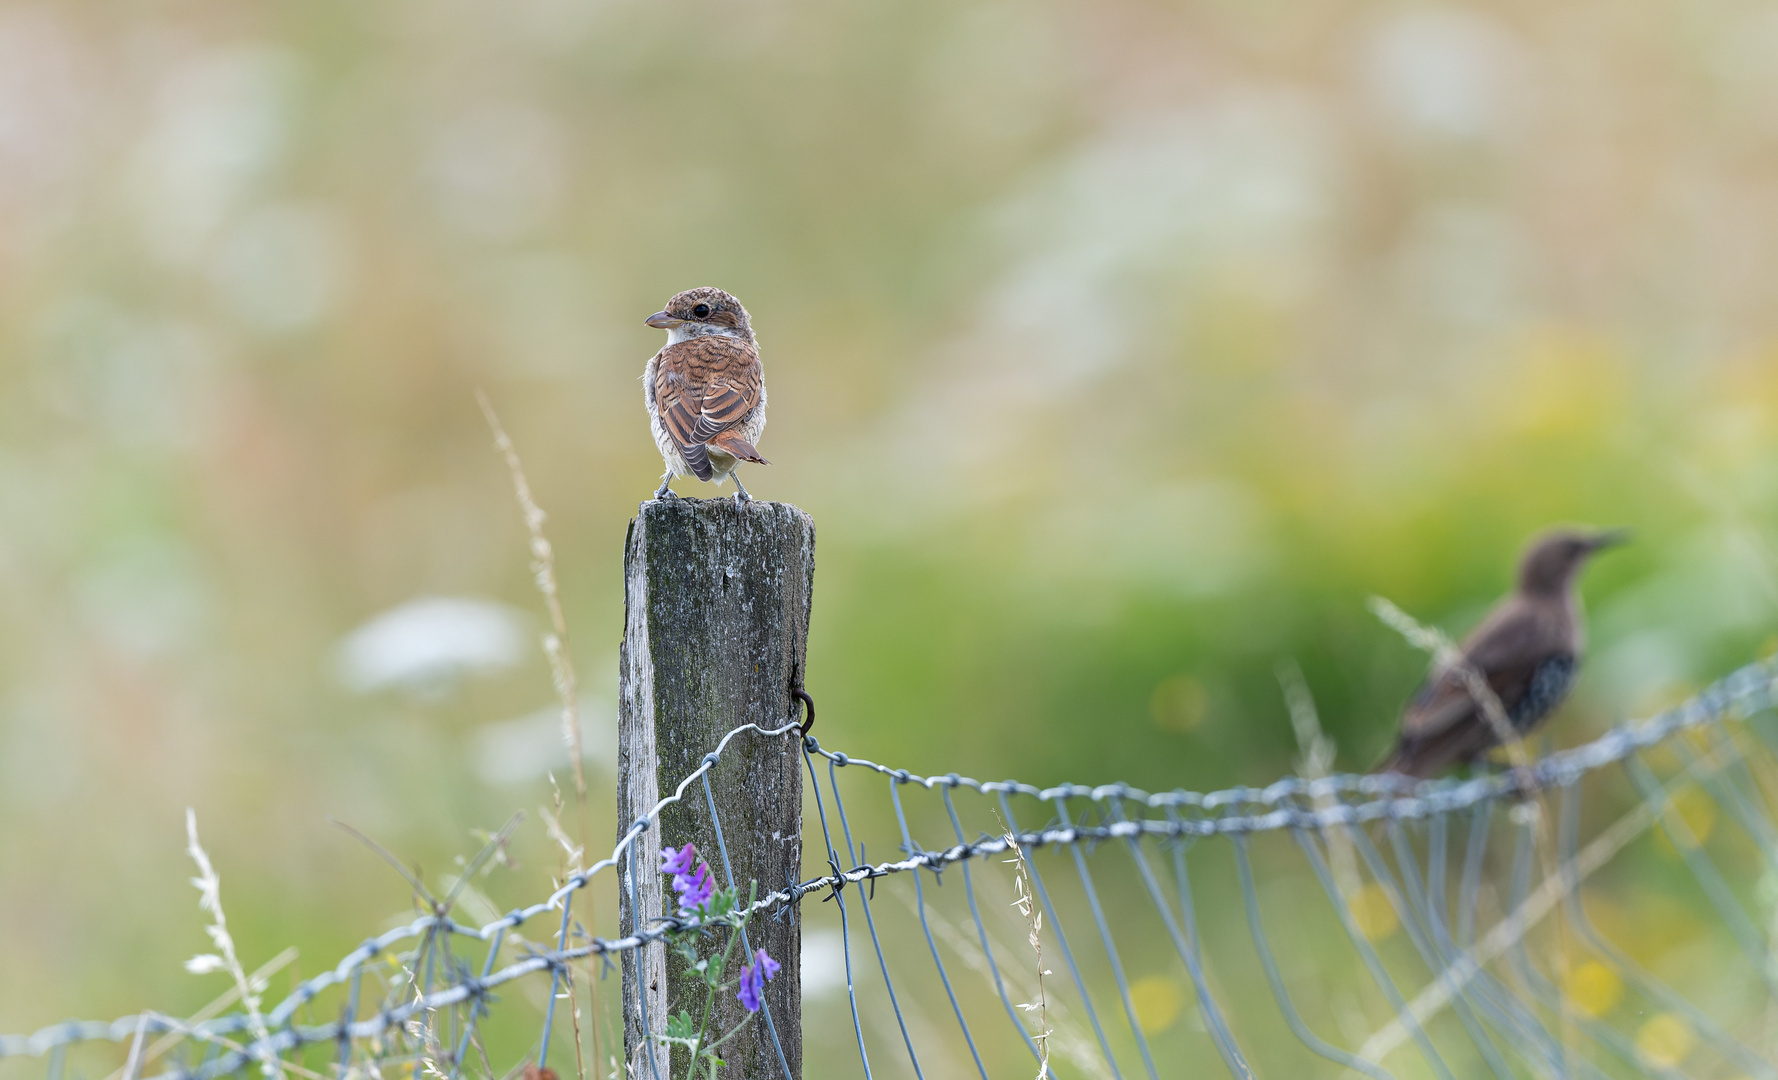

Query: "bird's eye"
left=692, top=303, right=711, bottom=319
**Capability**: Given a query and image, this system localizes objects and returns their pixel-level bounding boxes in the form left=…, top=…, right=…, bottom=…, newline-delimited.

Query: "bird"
left=1373, top=528, right=1628, bottom=779
left=641, top=287, right=769, bottom=503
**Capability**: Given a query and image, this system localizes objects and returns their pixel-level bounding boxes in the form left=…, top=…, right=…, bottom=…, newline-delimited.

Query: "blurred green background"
left=3, top=0, right=1778, bottom=1072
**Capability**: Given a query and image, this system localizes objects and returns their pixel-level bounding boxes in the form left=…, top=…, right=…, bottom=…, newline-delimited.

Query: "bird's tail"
left=708, top=431, right=769, bottom=465
left=682, top=442, right=715, bottom=481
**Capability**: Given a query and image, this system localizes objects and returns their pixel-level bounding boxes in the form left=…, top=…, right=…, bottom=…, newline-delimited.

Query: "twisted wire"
left=2, top=657, right=1774, bottom=1070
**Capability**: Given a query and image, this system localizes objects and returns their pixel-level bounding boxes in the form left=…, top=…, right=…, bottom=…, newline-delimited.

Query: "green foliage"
left=657, top=882, right=759, bottom=1080
left=658, top=1011, right=701, bottom=1053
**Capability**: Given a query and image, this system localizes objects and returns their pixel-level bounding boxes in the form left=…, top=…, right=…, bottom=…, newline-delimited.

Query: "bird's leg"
left=653, top=472, right=678, bottom=500
left=730, top=471, right=753, bottom=504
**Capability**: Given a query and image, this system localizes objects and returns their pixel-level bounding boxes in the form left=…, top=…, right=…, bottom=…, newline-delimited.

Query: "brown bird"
left=1374, top=528, right=1628, bottom=779
left=642, top=287, right=768, bottom=502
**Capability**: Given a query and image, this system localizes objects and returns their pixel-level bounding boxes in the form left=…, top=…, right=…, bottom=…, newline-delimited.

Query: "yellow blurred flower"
left=1589, top=891, right=1705, bottom=968
left=1494, top=327, right=1627, bottom=439
left=1129, top=974, right=1184, bottom=1035
left=1704, top=350, right=1778, bottom=464
left=1635, top=1014, right=1695, bottom=1068
left=1151, top=675, right=1207, bottom=733
left=1653, top=786, right=1718, bottom=858
left=1561, top=961, right=1622, bottom=1018
left=1185, top=270, right=1291, bottom=376
left=1350, top=882, right=1399, bottom=941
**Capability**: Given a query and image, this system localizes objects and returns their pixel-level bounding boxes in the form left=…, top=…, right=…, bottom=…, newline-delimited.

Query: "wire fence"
left=7, top=656, right=1778, bottom=1079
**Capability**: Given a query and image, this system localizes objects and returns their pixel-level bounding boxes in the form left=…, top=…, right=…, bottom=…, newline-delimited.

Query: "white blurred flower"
left=132, top=47, right=300, bottom=263
left=75, top=536, right=212, bottom=658
left=208, top=202, right=347, bottom=334
left=1363, top=9, right=1523, bottom=140
left=425, top=102, right=566, bottom=241
left=32, top=296, right=212, bottom=449
left=336, top=596, right=529, bottom=695
left=468, top=695, right=613, bottom=786
left=863, top=94, right=1335, bottom=521
left=185, top=954, right=227, bottom=975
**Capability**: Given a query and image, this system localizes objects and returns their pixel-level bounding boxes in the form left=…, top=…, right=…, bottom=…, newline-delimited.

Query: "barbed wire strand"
left=801, top=745, right=873, bottom=1080
left=1229, top=832, right=1395, bottom=1079
left=626, top=839, right=665, bottom=1080
left=1106, top=794, right=1252, bottom=1079
left=535, top=884, right=572, bottom=1070
left=1297, top=827, right=1459, bottom=1080
left=8, top=660, right=1778, bottom=1079
left=1338, top=826, right=1517, bottom=1078
left=997, top=792, right=1128, bottom=1079
left=1159, top=806, right=1252, bottom=1075
left=699, top=771, right=795, bottom=1080
left=1624, top=754, right=1778, bottom=994
left=1362, top=737, right=1743, bottom=1066
left=1055, top=794, right=1163, bottom=1080
left=938, top=785, right=1053, bottom=1072
left=885, top=777, right=990, bottom=1080
left=1693, top=727, right=1778, bottom=862
left=14, top=660, right=1777, bottom=1066
left=1384, top=819, right=1575, bottom=1077
left=450, top=927, right=501, bottom=1080
left=1553, top=780, right=1778, bottom=1080
left=1490, top=813, right=1651, bottom=1080
left=1536, top=789, right=1720, bottom=1074
left=1411, top=815, right=1571, bottom=1075
left=825, top=755, right=925, bottom=1078
left=125, top=690, right=1778, bottom=1080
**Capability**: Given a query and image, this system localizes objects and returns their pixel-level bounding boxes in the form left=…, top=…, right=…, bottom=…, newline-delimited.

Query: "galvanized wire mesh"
left=6, top=657, right=1778, bottom=1079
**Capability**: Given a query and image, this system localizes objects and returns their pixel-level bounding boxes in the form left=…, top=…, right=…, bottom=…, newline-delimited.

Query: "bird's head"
left=1517, top=527, right=1629, bottom=596
left=645, top=287, right=753, bottom=345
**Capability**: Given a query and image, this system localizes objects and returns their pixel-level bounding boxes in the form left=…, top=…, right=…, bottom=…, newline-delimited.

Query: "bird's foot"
left=653, top=478, right=678, bottom=500
left=730, top=474, right=753, bottom=504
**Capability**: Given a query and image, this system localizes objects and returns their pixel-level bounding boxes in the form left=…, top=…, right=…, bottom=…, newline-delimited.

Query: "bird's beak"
left=1587, top=528, right=1632, bottom=551
left=644, top=311, right=682, bottom=329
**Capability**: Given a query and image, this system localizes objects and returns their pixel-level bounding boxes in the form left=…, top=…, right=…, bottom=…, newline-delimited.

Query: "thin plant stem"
left=477, top=389, right=606, bottom=1077
left=185, top=809, right=283, bottom=1080
left=686, top=891, right=752, bottom=1076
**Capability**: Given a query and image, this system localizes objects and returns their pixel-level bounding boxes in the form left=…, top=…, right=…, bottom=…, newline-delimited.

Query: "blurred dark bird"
left=642, top=287, right=768, bottom=502
left=1374, top=528, right=1628, bottom=779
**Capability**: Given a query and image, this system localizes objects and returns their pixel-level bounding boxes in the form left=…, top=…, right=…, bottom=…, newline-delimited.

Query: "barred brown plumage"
left=642, top=287, right=769, bottom=502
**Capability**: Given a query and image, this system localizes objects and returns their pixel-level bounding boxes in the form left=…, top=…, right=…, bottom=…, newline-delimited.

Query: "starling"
left=1374, top=528, right=1627, bottom=779
left=642, top=287, right=768, bottom=502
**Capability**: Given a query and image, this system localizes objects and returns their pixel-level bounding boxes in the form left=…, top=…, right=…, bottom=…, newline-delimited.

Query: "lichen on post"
left=617, top=497, right=812, bottom=1079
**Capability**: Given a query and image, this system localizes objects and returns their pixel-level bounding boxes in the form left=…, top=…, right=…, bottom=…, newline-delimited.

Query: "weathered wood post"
left=617, top=498, right=811, bottom=1079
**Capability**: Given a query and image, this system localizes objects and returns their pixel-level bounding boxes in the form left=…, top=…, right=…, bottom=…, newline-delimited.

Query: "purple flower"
left=673, top=860, right=715, bottom=913
left=736, top=949, right=779, bottom=1013
left=660, top=845, right=699, bottom=877
left=660, top=844, right=719, bottom=915
left=737, top=971, right=763, bottom=1013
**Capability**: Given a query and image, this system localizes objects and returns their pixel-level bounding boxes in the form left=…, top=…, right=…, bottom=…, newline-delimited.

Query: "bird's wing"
left=652, top=336, right=763, bottom=479
left=1398, top=600, right=1556, bottom=742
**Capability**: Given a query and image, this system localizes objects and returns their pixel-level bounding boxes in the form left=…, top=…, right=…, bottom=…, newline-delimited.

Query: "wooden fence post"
left=617, top=498, right=812, bottom=1079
